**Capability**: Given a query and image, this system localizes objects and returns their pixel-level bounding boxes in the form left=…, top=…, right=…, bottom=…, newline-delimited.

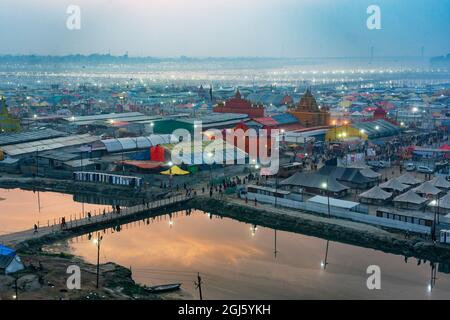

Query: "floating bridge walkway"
left=0, top=194, right=193, bottom=247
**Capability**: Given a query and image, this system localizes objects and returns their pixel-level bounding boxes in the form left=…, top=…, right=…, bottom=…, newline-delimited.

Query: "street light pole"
left=322, top=179, right=331, bottom=217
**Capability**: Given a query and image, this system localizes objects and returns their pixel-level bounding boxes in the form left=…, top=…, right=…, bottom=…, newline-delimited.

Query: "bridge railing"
left=36, top=194, right=191, bottom=232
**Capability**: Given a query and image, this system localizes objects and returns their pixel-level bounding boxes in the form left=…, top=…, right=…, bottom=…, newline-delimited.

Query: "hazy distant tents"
left=429, top=175, right=450, bottom=190
left=359, top=186, right=392, bottom=205
left=379, top=178, right=409, bottom=193
left=396, top=173, right=421, bottom=187
left=393, top=190, right=427, bottom=210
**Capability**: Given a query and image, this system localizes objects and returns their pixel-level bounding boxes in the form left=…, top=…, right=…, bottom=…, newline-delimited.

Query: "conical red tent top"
left=439, top=144, right=450, bottom=151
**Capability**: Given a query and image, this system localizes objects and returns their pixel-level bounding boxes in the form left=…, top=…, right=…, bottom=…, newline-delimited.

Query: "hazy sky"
left=0, top=0, right=449, bottom=57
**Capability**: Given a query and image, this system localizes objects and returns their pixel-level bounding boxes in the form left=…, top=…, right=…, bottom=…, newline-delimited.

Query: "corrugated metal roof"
left=101, top=134, right=176, bottom=153
left=0, top=129, right=66, bottom=146
left=2, top=134, right=99, bottom=156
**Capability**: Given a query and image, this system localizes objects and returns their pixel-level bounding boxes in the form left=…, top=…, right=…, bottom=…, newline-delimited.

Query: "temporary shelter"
left=359, top=186, right=392, bottom=204
left=379, top=178, right=409, bottom=193
left=0, top=245, right=24, bottom=275
left=161, top=166, right=190, bottom=175
left=393, top=190, right=427, bottom=210
left=396, top=173, right=421, bottom=186
left=429, top=176, right=450, bottom=190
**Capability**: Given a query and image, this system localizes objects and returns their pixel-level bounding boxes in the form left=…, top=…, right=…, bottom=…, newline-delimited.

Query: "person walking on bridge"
left=34, top=224, right=38, bottom=234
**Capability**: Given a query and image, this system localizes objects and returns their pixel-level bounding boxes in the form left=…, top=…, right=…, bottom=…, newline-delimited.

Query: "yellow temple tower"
left=288, top=88, right=330, bottom=127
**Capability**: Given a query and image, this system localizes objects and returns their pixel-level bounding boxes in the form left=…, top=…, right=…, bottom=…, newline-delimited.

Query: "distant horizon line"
left=0, top=53, right=445, bottom=60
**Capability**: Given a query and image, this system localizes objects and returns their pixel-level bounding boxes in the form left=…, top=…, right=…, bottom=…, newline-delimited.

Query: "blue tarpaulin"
left=0, top=245, right=15, bottom=257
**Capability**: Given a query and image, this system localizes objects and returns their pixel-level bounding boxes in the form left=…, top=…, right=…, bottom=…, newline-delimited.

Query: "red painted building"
left=213, top=90, right=265, bottom=118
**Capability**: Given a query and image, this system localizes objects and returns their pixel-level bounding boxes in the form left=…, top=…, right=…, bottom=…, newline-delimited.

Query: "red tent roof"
left=439, top=144, right=450, bottom=151
left=252, top=117, right=279, bottom=126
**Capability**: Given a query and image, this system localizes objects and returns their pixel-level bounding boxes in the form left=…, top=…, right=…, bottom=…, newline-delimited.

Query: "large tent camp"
left=429, top=176, right=450, bottom=190
left=379, top=178, right=409, bottom=193
left=359, top=186, right=392, bottom=204
left=393, top=190, right=427, bottom=210
left=396, top=173, right=421, bottom=186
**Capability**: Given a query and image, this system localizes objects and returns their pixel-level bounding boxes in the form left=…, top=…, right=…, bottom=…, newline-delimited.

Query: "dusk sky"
left=0, top=0, right=449, bottom=57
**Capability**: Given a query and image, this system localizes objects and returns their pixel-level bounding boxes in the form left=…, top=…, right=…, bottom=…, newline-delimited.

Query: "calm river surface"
left=2, top=188, right=450, bottom=299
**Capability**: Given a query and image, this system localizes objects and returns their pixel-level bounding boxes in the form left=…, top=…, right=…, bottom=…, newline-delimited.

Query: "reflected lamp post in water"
left=251, top=224, right=258, bottom=237
left=93, top=232, right=103, bottom=289
left=428, top=262, right=437, bottom=293
left=321, top=240, right=330, bottom=270
left=321, top=181, right=331, bottom=217
left=274, top=229, right=278, bottom=259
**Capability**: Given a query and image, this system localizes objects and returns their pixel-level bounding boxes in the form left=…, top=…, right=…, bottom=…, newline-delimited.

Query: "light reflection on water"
left=69, top=210, right=450, bottom=300
left=0, top=188, right=109, bottom=235
left=2, top=188, right=450, bottom=299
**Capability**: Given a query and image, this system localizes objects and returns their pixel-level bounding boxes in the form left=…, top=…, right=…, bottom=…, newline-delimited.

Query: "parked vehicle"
left=404, top=163, right=416, bottom=171
left=417, top=165, right=434, bottom=174
left=367, top=160, right=390, bottom=169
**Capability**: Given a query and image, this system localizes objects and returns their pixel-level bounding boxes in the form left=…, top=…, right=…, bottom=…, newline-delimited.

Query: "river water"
left=2, top=188, right=450, bottom=299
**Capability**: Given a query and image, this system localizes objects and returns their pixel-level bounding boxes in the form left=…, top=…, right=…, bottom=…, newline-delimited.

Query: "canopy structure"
left=379, top=179, right=409, bottom=192
left=429, top=176, right=450, bottom=189
left=413, top=181, right=442, bottom=196
left=160, top=166, right=190, bottom=175
left=359, top=186, right=392, bottom=200
left=394, top=190, right=427, bottom=205
left=101, top=134, right=176, bottom=153
left=396, top=173, right=421, bottom=186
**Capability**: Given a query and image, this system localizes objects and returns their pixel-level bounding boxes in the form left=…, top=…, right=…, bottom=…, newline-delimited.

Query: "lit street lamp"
left=321, top=181, right=331, bottom=217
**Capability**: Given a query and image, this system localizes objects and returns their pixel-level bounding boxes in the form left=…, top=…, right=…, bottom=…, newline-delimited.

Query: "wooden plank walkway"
left=0, top=194, right=192, bottom=247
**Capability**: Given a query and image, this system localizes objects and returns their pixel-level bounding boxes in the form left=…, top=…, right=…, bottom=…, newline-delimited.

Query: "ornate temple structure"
left=288, top=88, right=330, bottom=127
left=213, top=90, right=264, bottom=118
left=0, top=97, right=20, bottom=133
